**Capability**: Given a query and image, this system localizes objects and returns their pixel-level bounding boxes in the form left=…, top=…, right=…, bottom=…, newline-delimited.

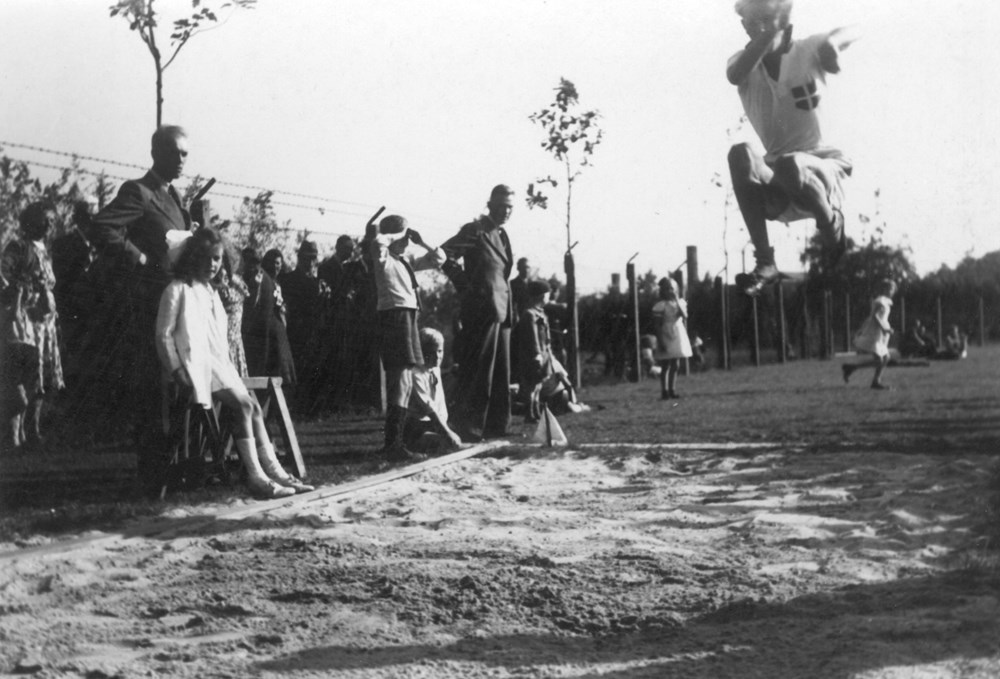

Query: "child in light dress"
left=156, top=228, right=314, bottom=498
left=843, top=278, right=897, bottom=390
left=652, top=277, right=692, bottom=400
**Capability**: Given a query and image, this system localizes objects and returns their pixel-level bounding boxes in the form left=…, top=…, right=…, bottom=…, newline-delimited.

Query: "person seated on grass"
left=516, top=279, right=585, bottom=422
left=690, top=334, right=707, bottom=371
left=899, top=320, right=929, bottom=358
left=936, top=324, right=968, bottom=360
left=842, top=278, right=897, bottom=390
left=156, top=227, right=314, bottom=499
left=404, top=328, right=464, bottom=455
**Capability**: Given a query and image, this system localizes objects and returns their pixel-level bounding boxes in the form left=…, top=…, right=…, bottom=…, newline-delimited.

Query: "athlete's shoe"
left=735, top=262, right=781, bottom=296
left=841, top=364, right=852, bottom=384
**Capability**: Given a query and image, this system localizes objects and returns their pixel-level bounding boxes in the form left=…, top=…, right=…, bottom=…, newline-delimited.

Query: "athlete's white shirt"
left=729, top=33, right=838, bottom=163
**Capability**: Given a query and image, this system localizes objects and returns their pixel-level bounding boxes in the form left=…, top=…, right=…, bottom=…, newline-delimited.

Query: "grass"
left=1, top=344, right=998, bottom=544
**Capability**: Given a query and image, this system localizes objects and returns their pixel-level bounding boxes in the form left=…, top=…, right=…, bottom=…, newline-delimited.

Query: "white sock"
left=257, top=440, right=290, bottom=481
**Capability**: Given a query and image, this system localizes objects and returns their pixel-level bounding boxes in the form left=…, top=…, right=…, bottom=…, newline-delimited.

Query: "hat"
left=379, top=215, right=408, bottom=235
left=297, top=240, right=319, bottom=257
left=527, top=279, right=551, bottom=298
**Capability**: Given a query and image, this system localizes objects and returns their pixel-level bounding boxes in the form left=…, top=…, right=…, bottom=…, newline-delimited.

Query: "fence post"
left=844, top=292, right=851, bottom=353
left=715, top=276, right=730, bottom=370
left=627, top=260, right=640, bottom=382
left=751, top=295, right=761, bottom=367
left=800, top=288, right=809, bottom=360
left=565, top=250, right=581, bottom=389
left=821, top=290, right=831, bottom=359
left=936, top=296, right=943, bottom=347
left=980, top=295, right=986, bottom=347
left=777, top=281, right=787, bottom=363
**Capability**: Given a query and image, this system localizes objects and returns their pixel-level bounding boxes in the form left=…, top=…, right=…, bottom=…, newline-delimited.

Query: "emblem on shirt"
left=791, top=79, right=820, bottom=111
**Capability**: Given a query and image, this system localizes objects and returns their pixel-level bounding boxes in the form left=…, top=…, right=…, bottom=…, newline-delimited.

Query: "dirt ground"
left=2, top=351, right=999, bottom=678
left=1, top=442, right=998, bottom=678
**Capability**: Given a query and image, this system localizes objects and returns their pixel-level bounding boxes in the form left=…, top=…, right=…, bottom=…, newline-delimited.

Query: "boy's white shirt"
left=730, top=33, right=837, bottom=162
left=411, top=364, right=448, bottom=422
left=371, top=234, right=446, bottom=311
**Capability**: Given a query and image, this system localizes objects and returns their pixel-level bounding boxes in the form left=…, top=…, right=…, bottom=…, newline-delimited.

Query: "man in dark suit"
left=89, top=126, right=192, bottom=275
left=442, top=184, right=515, bottom=441
left=79, top=126, right=192, bottom=470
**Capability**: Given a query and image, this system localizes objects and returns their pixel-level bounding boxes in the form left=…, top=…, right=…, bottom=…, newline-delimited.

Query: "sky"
left=2, top=0, right=999, bottom=293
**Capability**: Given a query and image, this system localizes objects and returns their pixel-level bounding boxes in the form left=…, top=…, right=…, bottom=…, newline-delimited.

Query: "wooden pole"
left=777, top=281, right=787, bottom=363
left=900, top=296, right=906, bottom=339
left=844, top=292, right=851, bottom=353
left=686, top=246, right=698, bottom=290
left=979, top=295, right=986, bottom=347
left=715, top=276, right=729, bottom=370
left=821, top=290, right=831, bottom=359
left=565, top=251, right=581, bottom=389
left=936, top=296, right=943, bottom=347
left=626, top=260, right=640, bottom=382
left=751, top=294, right=761, bottom=367
left=800, top=287, right=809, bottom=360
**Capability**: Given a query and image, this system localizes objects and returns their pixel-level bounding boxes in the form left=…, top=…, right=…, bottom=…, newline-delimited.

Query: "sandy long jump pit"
left=1, top=441, right=998, bottom=678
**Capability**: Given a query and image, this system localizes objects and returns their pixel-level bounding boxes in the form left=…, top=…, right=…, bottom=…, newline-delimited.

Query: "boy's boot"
left=735, top=247, right=780, bottom=296
left=236, top=438, right=294, bottom=499
left=383, top=405, right=425, bottom=463
left=819, top=208, right=847, bottom=272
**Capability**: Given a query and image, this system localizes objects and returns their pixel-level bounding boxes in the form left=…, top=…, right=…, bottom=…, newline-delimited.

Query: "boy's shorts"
left=762, top=149, right=853, bottom=224
left=378, top=308, right=423, bottom=369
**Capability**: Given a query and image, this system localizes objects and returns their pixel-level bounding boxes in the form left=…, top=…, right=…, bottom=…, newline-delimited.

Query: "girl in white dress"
left=156, top=228, right=314, bottom=498
left=652, top=277, right=692, bottom=400
left=843, top=279, right=897, bottom=390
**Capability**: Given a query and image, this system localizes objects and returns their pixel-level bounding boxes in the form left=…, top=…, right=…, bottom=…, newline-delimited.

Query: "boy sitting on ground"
left=405, top=327, right=464, bottom=454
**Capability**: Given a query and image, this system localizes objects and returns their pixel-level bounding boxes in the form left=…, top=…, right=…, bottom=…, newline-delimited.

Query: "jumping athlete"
left=727, top=0, right=860, bottom=295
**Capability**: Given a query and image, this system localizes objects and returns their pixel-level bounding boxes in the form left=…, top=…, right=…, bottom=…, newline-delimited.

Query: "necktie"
left=397, top=254, right=421, bottom=310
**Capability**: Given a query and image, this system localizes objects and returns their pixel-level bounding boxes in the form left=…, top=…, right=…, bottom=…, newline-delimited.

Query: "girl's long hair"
left=174, top=227, right=223, bottom=284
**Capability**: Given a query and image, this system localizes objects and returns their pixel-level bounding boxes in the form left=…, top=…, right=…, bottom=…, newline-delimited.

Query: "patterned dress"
left=213, top=269, right=249, bottom=377
left=1, top=238, right=64, bottom=393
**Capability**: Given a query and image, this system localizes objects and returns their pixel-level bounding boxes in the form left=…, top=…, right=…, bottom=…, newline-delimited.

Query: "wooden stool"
left=240, top=377, right=306, bottom=478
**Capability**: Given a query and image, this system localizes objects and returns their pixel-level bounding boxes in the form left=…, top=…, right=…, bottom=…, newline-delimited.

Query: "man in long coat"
left=442, top=184, right=515, bottom=441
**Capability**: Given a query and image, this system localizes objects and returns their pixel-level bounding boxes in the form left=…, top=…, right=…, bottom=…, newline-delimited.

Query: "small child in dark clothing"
left=516, top=279, right=580, bottom=421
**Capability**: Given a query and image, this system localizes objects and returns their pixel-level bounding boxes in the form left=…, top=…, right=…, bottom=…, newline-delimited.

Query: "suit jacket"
left=88, top=170, right=191, bottom=276
left=442, top=215, right=513, bottom=325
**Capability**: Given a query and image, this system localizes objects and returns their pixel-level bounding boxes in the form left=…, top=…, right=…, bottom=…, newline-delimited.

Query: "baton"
left=366, top=206, right=386, bottom=229
left=192, top=177, right=216, bottom=203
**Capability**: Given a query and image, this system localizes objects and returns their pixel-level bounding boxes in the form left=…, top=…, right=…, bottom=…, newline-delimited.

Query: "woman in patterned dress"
left=212, top=241, right=249, bottom=376
left=1, top=202, right=65, bottom=450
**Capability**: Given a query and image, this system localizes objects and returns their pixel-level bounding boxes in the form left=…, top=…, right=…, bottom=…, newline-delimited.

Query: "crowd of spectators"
left=2, top=125, right=975, bottom=475
left=0, top=127, right=595, bottom=474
